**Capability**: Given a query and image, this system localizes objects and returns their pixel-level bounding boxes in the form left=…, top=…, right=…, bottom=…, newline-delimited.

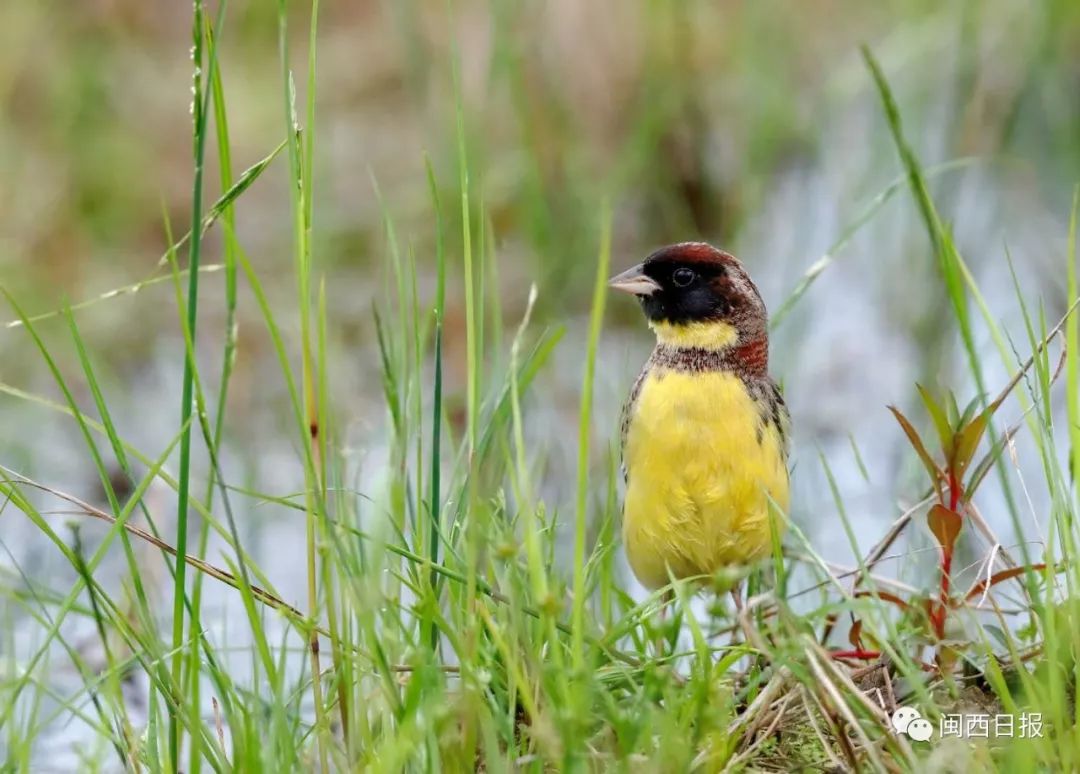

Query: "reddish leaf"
left=849, top=618, right=864, bottom=648
left=951, top=410, right=989, bottom=479
left=853, top=590, right=911, bottom=611
left=912, top=596, right=940, bottom=638
left=965, top=563, right=1052, bottom=602
left=888, top=405, right=944, bottom=498
left=830, top=649, right=881, bottom=661
left=927, top=504, right=962, bottom=555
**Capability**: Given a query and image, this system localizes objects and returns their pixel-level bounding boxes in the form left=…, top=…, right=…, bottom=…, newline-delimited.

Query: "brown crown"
left=644, top=241, right=742, bottom=267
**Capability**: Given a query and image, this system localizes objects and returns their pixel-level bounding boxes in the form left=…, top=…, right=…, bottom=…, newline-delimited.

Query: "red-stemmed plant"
left=837, top=317, right=1071, bottom=668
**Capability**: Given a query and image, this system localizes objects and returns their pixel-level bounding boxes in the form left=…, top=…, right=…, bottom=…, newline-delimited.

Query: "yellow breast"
left=622, top=367, right=789, bottom=589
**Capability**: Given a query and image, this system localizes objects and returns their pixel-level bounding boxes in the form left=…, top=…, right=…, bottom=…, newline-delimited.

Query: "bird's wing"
left=768, top=379, right=791, bottom=461
left=619, top=361, right=651, bottom=483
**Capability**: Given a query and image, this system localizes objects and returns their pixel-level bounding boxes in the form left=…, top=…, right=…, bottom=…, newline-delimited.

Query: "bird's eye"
left=672, top=268, right=696, bottom=287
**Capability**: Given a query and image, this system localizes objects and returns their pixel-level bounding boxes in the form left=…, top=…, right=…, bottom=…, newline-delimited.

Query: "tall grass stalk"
left=571, top=207, right=611, bottom=674
left=187, top=12, right=241, bottom=774
left=168, top=1, right=217, bottom=765
left=276, top=0, right=332, bottom=768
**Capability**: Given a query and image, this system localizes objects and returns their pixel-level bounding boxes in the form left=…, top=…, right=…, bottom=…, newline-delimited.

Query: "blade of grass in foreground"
left=424, top=156, right=447, bottom=653
left=447, top=6, right=485, bottom=761
left=1067, top=188, right=1079, bottom=513
left=277, top=0, right=332, bottom=766
left=0, top=300, right=147, bottom=766
left=170, top=1, right=215, bottom=764
left=572, top=206, right=611, bottom=674
left=0, top=420, right=190, bottom=734
left=190, top=10, right=239, bottom=773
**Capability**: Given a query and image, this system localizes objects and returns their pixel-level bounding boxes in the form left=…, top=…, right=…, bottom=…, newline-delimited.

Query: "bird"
left=609, top=242, right=790, bottom=594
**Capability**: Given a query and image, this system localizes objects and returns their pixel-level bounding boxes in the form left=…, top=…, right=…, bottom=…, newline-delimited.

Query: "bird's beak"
left=608, top=264, right=661, bottom=296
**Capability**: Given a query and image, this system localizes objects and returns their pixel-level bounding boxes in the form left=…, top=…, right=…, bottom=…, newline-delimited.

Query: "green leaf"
left=983, top=624, right=1009, bottom=649
left=917, top=383, right=953, bottom=459
left=957, top=393, right=984, bottom=428
left=966, top=421, right=1021, bottom=497
left=945, top=390, right=961, bottom=430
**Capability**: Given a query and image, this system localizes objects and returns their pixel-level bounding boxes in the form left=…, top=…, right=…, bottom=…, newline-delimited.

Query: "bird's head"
left=609, top=242, right=769, bottom=368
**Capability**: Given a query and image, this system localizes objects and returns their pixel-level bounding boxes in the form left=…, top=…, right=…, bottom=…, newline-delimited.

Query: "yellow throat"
left=649, top=320, right=738, bottom=350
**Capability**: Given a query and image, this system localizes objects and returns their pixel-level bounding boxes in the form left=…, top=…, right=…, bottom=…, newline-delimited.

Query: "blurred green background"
left=5, top=1, right=1075, bottom=313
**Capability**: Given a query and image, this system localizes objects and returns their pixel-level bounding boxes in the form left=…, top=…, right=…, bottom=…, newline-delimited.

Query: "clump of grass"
left=2, top=5, right=1080, bottom=774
